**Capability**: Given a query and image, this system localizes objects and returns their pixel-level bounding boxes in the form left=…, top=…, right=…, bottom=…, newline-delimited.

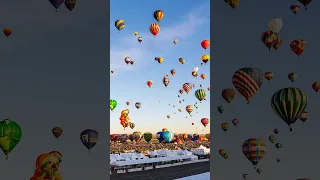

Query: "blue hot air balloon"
left=80, top=129, right=99, bottom=153
left=187, top=134, right=193, bottom=140
left=163, top=131, right=174, bottom=143
left=156, top=131, right=164, bottom=142
left=192, top=134, right=199, bottom=141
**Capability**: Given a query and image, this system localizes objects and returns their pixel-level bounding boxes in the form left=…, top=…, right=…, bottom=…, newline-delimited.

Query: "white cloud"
left=110, top=3, right=209, bottom=71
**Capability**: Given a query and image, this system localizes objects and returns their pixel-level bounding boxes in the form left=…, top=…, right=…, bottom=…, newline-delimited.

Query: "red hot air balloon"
left=201, top=118, right=209, bottom=127
left=149, top=23, right=160, bottom=37
left=3, top=28, right=12, bottom=37
left=201, top=40, right=210, bottom=50
left=147, top=80, right=153, bottom=88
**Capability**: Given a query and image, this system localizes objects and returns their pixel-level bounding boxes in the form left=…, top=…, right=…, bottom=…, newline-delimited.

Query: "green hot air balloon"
left=0, top=118, right=22, bottom=160
left=195, top=89, right=206, bottom=102
left=143, top=132, right=153, bottom=143
left=271, top=87, right=308, bottom=131
left=110, top=99, right=117, bottom=111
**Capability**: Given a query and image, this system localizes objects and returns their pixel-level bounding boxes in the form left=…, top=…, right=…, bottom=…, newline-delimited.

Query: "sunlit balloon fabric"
left=242, top=138, right=267, bottom=166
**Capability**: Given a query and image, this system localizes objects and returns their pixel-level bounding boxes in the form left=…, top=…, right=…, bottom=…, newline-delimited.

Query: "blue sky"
left=212, top=0, right=319, bottom=179
left=110, top=0, right=210, bottom=134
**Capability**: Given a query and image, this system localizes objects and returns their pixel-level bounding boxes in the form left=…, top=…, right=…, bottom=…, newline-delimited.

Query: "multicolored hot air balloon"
left=163, top=131, right=174, bottom=143
left=290, top=39, right=306, bottom=57
left=261, top=30, right=277, bottom=51
left=132, top=131, right=142, bottom=142
left=115, top=20, right=125, bottom=32
left=290, top=3, right=301, bottom=14
left=222, top=88, right=235, bottom=104
left=232, top=67, right=264, bottom=104
left=221, top=123, right=229, bottom=132
left=201, top=118, right=209, bottom=127
left=299, top=111, right=308, bottom=123
left=52, top=127, right=63, bottom=139
left=273, top=35, right=283, bottom=51
left=135, top=102, right=141, bottom=109
left=219, top=148, right=228, bottom=159
left=288, top=73, right=297, bottom=82
left=269, top=135, right=276, bottom=143
left=182, top=83, right=192, bottom=94
left=271, top=88, right=308, bottom=131
left=80, top=129, right=98, bottom=153
left=195, top=89, right=206, bottom=102
left=171, top=69, right=176, bottom=76
left=3, top=28, right=12, bottom=37
left=163, top=76, right=170, bottom=87
left=173, top=39, right=178, bottom=44
left=0, top=118, right=22, bottom=159
left=264, top=72, right=274, bottom=81
left=179, top=57, right=185, bottom=64
left=149, top=23, right=160, bottom=37
left=201, top=54, right=210, bottom=64
left=224, top=0, right=240, bottom=9
left=153, top=10, right=164, bottom=23
left=138, top=37, right=142, bottom=43
left=186, top=105, right=194, bottom=115
left=242, top=138, right=267, bottom=168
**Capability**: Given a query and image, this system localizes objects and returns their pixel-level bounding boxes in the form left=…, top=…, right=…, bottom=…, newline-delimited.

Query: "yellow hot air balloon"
left=115, top=20, right=125, bottom=32
left=134, top=32, right=138, bottom=36
left=201, top=54, right=210, bottom=64
left=173, top=39, right=178, bottom=44
left=153, top=10, right=164, bottom=23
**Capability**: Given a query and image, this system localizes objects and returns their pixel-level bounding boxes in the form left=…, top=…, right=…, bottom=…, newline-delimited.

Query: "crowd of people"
left=110, top=139, right=210, bottom=154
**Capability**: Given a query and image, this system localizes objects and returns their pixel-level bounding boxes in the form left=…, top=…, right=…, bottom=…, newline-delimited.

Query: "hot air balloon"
left=256, top=168, right=262, bottom=174
left=217, top=105, right=224, bottom=114
left=205, top=134, right=210, bottom=141
left=0, top=118, right=22, bottom=159
left=201, top=54, right=210, bottom=64
left=191, top=71, right=198, bottom=77
left=110, top=134, right=118, bottom=142
left=135, top=102, right=141, bottom=109
left=179, top=57, right=185, bottom=64
left=201, top=118, right=209, bottom=127
left=200, top=74, right=206, bottom=80
left=288, top=73, right=297, bottom=82
left=271, top=88, right=308, bottom=131
left=149, top=23, right=160, bottom=37
left=299, top=111, right=308, bottom=123
left=171, top=69, right=176, bottom=76
left=163, top=76, right=170, bottom=87
left=268, top=135, right=276, bottom=143
left=138, top=37, right=142, bottom=43
left=242, top=174, right=248, bottom=180
left=219, top=148, right=228, bottom=159
left=273, top=35, right=283, bottom=51
left=242, top=138, right=267, bottom=168
left=261, top=30, right=277, bottom=51
left=312, top=82, right=320, bottom=92
left=290, top=39, right=306, bottom=57
left=3, top=28, right=12, bottom=37
left=195, top=89, right=206, bottom=102
left=64, top=0, right=76, bottom=11
left=182, top=83, right=192, bottom=94
left=130, top=60, right=134, bottom=65
left=48, top=0, right=64, bottom=10
left=268, top=18, right=283, bottom=34
left=157, top=57, right=163, bottom=64
left=173, top=39, right=178, bottom=44
left=129, top=122, right=135, bottom=129
left=126, top=101, right=130, bottom=106
left=264, top=72, right=274, bottom=81
left=147, top=80, right=153, bottom=88
left=134, top=32, right=138, bottom=36
left=221, top=123, right=229, bottom=132
left=232, top=119, right=239, bottom=126
left=110, top=70, right=114, bottom=73
left=274, top=128, right=279, bottom=134
left=179, top=89, right=184, bottom=94
left=232, top=67, right=263, bottom=104
left=224, top=0, right=240, bottom=9
left=162, top=128, right=168, bottom=132
left=290, top=3, right=301, bottom=14
left=143, top=132, right=152, bottom=143
left=153, top=10, right=164, bottom=23
left=275, top=143, right=282, bottom=149
left=201, top=40, right=210, bottom=50
left=115, top=20, right=125, bottom=32
left=132, top=132, right=142, bottom=142
left=110, top=99, right=117, bottom=111
left=52, top=127, right=63, bottom=139
left=124, top=57, right=131, bottom=64
left=222, top=88, right=235, bottom=104
left=80, top=129, right=98, bottom=153
left=277, top=158, right=280, bottom=162
left=163, top=131, right=174, bottom=143
left=186, top=105, right=194, bottom=115
left=156, top=131, right=164, bottom=142
left=298, top=0, right=312, bottom=10
left=167, top=115, right=170, bottom=119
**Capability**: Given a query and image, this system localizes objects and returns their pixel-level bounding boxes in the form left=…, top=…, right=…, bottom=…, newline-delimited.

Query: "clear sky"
left=212, top=0, right=319, bottom=179
left=110, top=0, right=210, bottom=134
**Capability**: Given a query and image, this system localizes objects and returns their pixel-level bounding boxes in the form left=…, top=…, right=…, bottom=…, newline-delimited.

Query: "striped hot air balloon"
left=182, top=83, right=192, bottom=94
left=186, top=105, right=194, bottom=115
left=232, top=67, right=263, bottom=104
left=242, top=138, right=267, bottom=168
left=271, top=87, right=308, bottom=131
left=195, top=89, right=206, bottom=102
left=221, top=88, right=235, bottom=104
left=153, top=10, right=164, bottom=23
left=115, top=20, right=125, bottom=32
left=149, top=23, right=160, bottom=37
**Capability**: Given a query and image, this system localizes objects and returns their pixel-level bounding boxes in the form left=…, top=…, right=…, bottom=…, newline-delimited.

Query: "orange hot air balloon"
left=52, top=127, right=63, bottom=139
left=201, top=118, right=209, bottom=127
left=201, top=40, right=210, bottom=50
left=200, top=74, right=206, bottom=80
left=147, top=80, right=153, bottom=88
left=179, top=89, right=184, bottom=94
left=173, top=39, right=178, bottom=44
left=3, top=28, right=12, bottom=37
left=149, top=23, right=160, bottom=37
left=167, top=115, right=170, bottom=119
left=207, top=87, right=210, bottom=91
left=110, top=70, right=114, bottom=73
